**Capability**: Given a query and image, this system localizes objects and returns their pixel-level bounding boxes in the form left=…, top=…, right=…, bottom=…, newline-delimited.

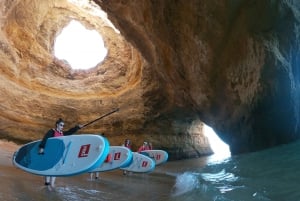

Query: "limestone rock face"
left=1, top=0, right=300, bottom=159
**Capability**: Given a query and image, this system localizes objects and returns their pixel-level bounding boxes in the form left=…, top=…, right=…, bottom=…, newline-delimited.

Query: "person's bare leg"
left=45, top=176, right=51, bottom=185
left=50, top=177, right=56, bottom=187
left=90, top=173, right=94, bottom=180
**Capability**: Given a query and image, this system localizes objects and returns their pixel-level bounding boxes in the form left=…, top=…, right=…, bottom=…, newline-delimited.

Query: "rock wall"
left=0, top=0, right=300, bottom=159
left=97, top=0, right=300, bottom=154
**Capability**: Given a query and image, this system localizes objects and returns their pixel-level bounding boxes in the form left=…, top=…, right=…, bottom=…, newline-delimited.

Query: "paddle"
left=81, top=108, right=119, bottom=128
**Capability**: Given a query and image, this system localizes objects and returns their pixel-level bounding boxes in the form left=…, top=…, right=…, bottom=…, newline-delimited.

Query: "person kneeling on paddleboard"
left=38, top=118, right=83, bottom=187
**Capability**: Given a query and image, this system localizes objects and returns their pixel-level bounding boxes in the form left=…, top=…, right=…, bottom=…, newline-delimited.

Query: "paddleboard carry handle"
left=62, top=141, right=72, bottom=164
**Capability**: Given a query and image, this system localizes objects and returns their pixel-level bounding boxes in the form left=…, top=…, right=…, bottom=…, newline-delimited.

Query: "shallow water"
left=3, top=140, right=300, bottom=200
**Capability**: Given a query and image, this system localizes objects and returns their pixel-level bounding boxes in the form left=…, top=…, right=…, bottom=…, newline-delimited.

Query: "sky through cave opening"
left=203, top=124, right=231, bottom=159
left=54, top=20, right=107, bottom=70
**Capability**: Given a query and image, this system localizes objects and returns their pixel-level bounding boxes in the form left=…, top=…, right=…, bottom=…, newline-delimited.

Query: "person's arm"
left=38, top=129, right=54, bottom=154
left=63, top=125, right=82, bottom=136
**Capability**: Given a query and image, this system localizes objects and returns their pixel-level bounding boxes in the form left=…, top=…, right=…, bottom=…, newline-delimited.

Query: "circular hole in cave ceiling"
left=1, top=0, right=143, bottom=100
left=54, top=20, right=108, bottom=70
left=44, top=1, right=143, bottom=96
left=0, top=0, right=143, bottom=139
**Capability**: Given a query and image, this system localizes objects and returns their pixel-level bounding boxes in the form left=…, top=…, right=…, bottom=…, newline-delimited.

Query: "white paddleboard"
left=89, top=146, right=133, bottom=172
left=13, top=134, right=109, bottom=176
left=121, top=152, right=155, bottom=173
left=140, top=150, right=168, bottom=165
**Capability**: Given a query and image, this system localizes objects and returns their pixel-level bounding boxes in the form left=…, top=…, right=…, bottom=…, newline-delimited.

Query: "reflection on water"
left=201, top=169, right=238, bottom=183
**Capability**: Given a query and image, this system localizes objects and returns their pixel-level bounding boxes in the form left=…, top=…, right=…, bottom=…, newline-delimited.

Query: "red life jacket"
left=53, top=129, right=63, bottom=137
left=138, top=145, right=149, bottom=152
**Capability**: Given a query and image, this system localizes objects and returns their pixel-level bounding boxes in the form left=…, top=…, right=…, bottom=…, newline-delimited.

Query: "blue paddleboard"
left=140, top=150, right=168, bottom=165
left=121, top=152, right=155, bottom=173
left=13, top=134, right=109, bottom=176
left=89, top=146, right=133, bottom=172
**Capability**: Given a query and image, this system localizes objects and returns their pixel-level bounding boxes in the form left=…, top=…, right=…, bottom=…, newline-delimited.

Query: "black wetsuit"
left=39, top=125, right=81, bottom=149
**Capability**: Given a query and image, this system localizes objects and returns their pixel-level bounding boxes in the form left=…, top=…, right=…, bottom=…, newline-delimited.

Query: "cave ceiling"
left=1, top=0, right=300, bottom=158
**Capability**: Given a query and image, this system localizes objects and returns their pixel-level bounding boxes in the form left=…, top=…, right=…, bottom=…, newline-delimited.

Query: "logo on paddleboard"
left=142, top=161, right=148, bottom=167
left=78, top=144, right=91, bottom=157
left=114, top=152, right=121, bottom=160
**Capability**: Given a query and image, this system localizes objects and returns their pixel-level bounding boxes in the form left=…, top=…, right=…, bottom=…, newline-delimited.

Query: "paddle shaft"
left=81, top=108, right=119, bottom=128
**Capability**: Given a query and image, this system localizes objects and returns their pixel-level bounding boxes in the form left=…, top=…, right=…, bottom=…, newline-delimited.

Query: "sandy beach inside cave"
left=0, top=140, right=20, bottom=166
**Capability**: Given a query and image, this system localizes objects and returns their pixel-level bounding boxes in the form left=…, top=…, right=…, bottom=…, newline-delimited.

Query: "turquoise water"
left=170, top=140, right=300, bottom=201
left=2, top=140, right=300, bottom=200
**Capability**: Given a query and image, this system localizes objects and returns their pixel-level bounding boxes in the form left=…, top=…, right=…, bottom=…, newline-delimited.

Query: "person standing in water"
left=38, top=118, right=82, bottom=188
left=90, top=133, right=107, bottom=180
left=123, top=139, right=131, bottom=150
left=138, top=141, right=151, bottom=152
left=148, top=142, right=153, bottom=150
left=122, top=139, right=131, bottom=175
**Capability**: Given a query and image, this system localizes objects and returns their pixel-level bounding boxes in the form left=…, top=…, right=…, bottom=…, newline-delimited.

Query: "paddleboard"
left=140, top=150, right=168, bottom=165
left=13, top=134, right=109, bottom=176
left=121, top=152, right=155, bottom=173
left=89, top=146, right=133, bottom=172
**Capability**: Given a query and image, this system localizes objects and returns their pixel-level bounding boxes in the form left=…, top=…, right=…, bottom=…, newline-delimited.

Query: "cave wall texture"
left=1, top=0, right=300, bottom=159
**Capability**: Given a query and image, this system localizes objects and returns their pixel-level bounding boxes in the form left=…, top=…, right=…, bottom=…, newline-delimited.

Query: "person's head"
left=55, top=118, right=64, bottom=131
left=125, top=139, right=130, bottom=145
left=143, top=141, right=148, bottom=146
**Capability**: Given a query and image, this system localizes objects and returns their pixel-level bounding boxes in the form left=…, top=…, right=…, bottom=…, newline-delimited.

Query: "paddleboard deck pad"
left=13, top=134, right=109, bottom=176
left=140, top=150, right=168, bottom=165
left=121, top=152, right=155, bottom=173
left=89, top=146, right=133, bottom=172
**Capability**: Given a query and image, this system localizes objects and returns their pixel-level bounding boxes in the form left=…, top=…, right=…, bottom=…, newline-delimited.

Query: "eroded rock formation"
left=1, top=0, right=300, bottom=159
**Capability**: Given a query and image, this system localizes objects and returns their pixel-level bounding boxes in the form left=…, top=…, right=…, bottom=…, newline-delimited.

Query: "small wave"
left=171, top=172, right=199, bottom=196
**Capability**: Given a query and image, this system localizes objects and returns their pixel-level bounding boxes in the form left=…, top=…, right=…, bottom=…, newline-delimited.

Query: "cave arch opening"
left=203, top=124, right=231, bottom=159
left=188, top=120, right=230, bottom=160
left=54, top=20, right=107, bottom=70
